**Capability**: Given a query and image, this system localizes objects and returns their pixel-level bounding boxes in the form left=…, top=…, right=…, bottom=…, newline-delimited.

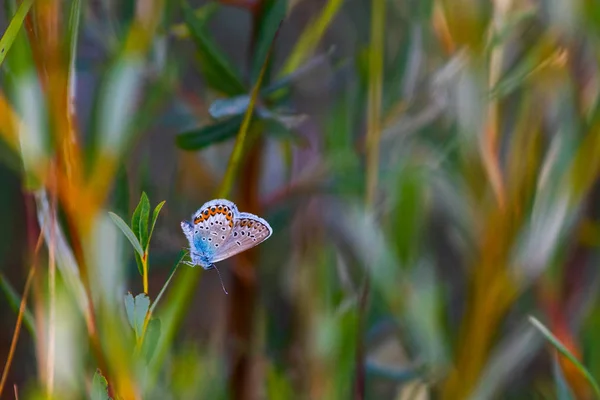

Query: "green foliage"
left=124, top=292, right=150, bottom=339
left=91, top=370, right=112, bottom=400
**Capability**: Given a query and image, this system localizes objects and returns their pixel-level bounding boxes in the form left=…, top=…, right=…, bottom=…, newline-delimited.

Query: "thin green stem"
left=217, top=23, right=282, bottom=198
left=142, top=253, right=149, bottom=295
left=365, top=0, right=385, bottom=208
left=0, top=0, right=34, bottom=67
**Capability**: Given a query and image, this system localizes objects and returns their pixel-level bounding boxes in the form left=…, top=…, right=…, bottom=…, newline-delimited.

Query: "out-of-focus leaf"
left=108, top=212, right=144, bottom=257
left=0, top=272, right=36, bottom=338
left=176, top=115, right=244, bottom=150
left=139, top=192, right=150, bottom=249
left=171, top=2, right=220, bottom=39
left=124, top=292, right=150, bottom=339
left=91, top=369, right=112, bottom=400
left=209, top=95, right=250, bottom=119
left=148, top=201, right=166, bottom=249
left=554, top=356, right=576, bottom=400
left=142, top=318, right=161, bottom=363
left=250, top=0, right=287, bottom=82
left=0, top=0, right=33, bottom=67
left=182, top=1, right=245, bottom=95
left=266, top=362, right=294, bottom=400
left=529, top=316, right=600, bottom=397
left=280, top=0, right=342, bottom=77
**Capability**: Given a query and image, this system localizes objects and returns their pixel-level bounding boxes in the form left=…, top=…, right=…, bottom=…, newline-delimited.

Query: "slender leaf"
left=108, top=212, right=144, bottom=257
left=124, top=292, right=151, bottom=339
left=148, top=200, right=166, bottom=250
left=250, top=0, right=287, bottom=82
left=182, top=1, right=246, bottom=95
left=176, top=115, right=244, bottom=150
left=529, top=316, right=600, bottom=398
left=0, top=0, right=34, bottom=68
left=139, top=192, right=150, bottom=249
left=280, top=0, right=343, bottom=76
left=142, top=318, right=161, bottom=363
left=91, top=369, right=112, bottom=400
left=131, top=193, right=143, bottom=240
left=0, top=273, right=35, bottom=338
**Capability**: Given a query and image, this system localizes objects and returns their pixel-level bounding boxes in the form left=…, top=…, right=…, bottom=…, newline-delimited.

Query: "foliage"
left=1, top=0, right=600, bottom=399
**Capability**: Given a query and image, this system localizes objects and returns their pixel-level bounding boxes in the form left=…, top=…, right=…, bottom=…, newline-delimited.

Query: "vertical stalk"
left=142, top=255, right=149, bottom=294
left=365, top=0, right=385, bottom=208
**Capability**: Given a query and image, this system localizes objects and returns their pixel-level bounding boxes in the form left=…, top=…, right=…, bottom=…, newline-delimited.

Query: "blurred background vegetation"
left=2, top=0, right=600, bottom=399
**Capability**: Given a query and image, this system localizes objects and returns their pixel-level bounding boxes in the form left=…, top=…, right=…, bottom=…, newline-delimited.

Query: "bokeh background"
left=1, top=0, right=600, bottom=399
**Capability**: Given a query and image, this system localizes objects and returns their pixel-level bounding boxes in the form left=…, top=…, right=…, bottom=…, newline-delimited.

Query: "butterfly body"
left=181, top=199, right=273, bottom=270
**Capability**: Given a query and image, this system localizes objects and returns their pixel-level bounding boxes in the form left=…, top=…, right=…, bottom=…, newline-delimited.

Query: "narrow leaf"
left=0, top=273, right=36, bottom=338
left=529, top=316, right=600, bottom=397
left=280, top=0, right=343, bottom=77
left=250, top=0, right=287, bottom=82
left=0, top=0, right=34, bottom=68
left=139, top=192, right=150, bottom=249
left=148, top=201, right=166, bottom=249
left=142, top=318, right=161, bottom=363
left=91, top=369, right=112, bottom=400
left=176, top=115, right=244, bottom=151
left=108, top=212, right=144, bottom=257
left=182, top=1, right=246, bottom=95
left=131, top=193, right=143, bottom=240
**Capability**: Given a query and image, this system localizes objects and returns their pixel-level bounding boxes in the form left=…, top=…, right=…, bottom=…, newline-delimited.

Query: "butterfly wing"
left=211, top=212, right=273, bottom=263
left=189, top=199, right=239, bottom=255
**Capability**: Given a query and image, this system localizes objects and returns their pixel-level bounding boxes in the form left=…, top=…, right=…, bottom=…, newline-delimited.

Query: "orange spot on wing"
left=194, top=217, right=201, bottom=224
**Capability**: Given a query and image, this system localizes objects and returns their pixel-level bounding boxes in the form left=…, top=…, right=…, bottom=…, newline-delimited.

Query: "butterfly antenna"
left=212, top=264, right=229, bottom=295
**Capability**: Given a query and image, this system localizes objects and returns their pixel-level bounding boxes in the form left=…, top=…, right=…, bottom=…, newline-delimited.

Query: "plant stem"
left=0, top=230, right=43, bottom=398
left=142, top=253, right=149, bottom=295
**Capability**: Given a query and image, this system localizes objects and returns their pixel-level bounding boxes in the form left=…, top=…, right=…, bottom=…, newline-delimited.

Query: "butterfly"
left=181, top=199, right=273, bottom=294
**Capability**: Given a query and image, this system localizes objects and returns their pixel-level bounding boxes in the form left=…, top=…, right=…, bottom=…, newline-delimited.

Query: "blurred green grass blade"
left=148, top=200, right=166, bottom=249
left=217, top=20, right=282, bottom=197
left=280, top=0, right=343, bottom=77
left=108, top=212, right=144, bottom=257
left=142, top=318, right=161, bottom=363
left=139, top=193, right=150, bottom=249
left=529, top=316, right=600, bottom=397
left=176, top=115, right=244, bottom=150
left=0, top=273, right=36, bottom=339
left=182, top=1, right=245, bottom=95
left=0, top=0, right=33, bottom=68
left=250, top=0, right=287, bottom=83
left=91, top=369, right=112, bottom=400
left=554, top=356, right=576, bottom=400
left=171, top=2, right=220, bottom=39
left=66, top=0, right=82, bottom=76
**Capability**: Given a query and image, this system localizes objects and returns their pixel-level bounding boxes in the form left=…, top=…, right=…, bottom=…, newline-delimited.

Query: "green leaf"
left=131, top=193, right=143, bottom=240
left=91, top=369, right=112, bottom=400
left=108, top=212, right=144, bottom=257
left=529, top=316, right=600, bottom=398
left=176, top=115, right=244, bottom=151
left=0, top=0, right=34, bottom=68
left=148, top=200, right=166, bottom=250
left=182, top=1, right=246, bottom=96
left=0, top=273, right=36, bottom=339
left=250, top=0, right=287, bottom=83
left=124, top=292, right=150, bottom=339
left=139, top=192, right=150, bottom=250
left=142, top=318, right=161, bottom=363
